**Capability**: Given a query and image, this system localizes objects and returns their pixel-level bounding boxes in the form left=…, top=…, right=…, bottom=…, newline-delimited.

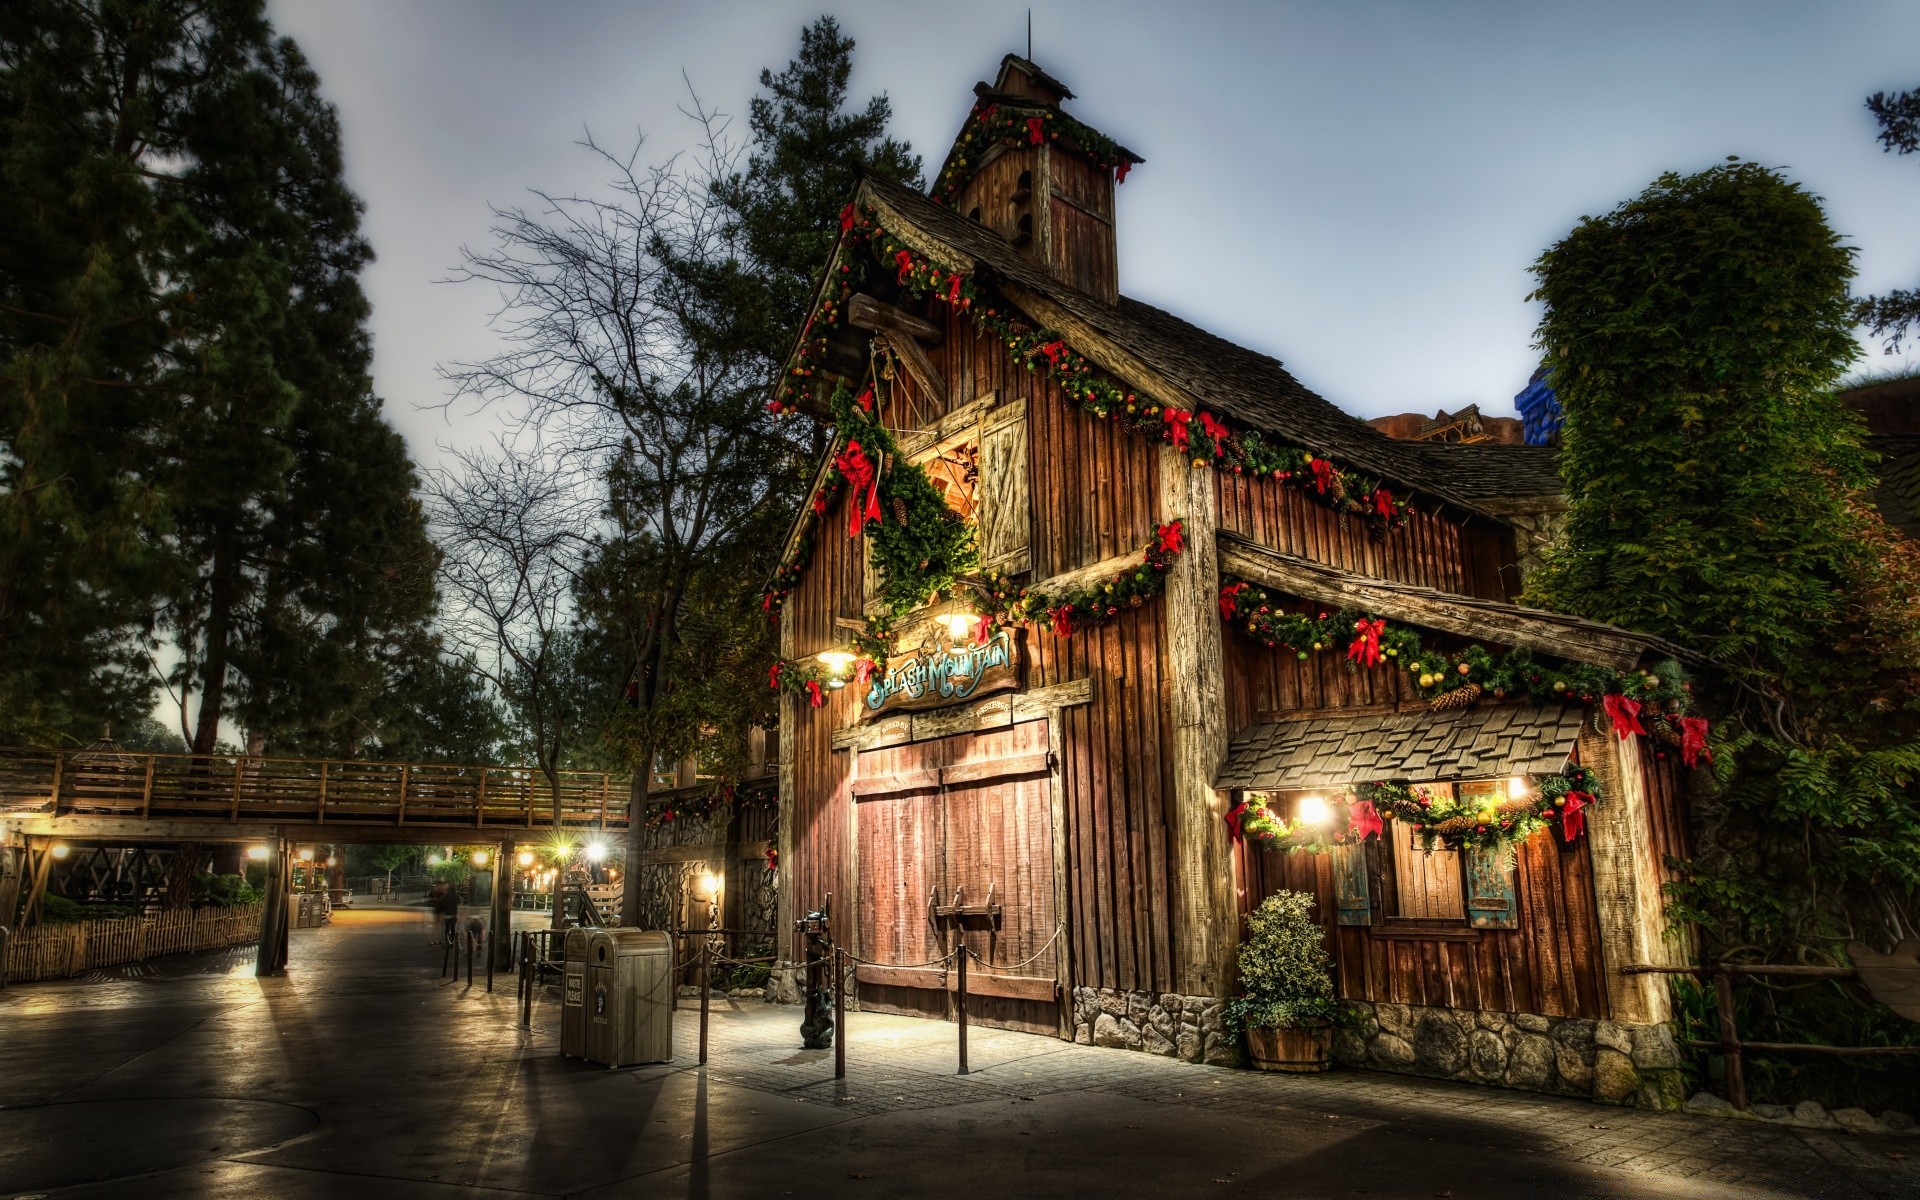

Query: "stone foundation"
left=1336, top=1000, right=1685, bottom=1111
left=1069, top=987, right=1237, bottom=1066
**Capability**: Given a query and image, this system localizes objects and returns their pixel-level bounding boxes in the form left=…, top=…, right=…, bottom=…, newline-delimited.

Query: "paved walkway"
left=0, top=908, right=1912, bottom=1199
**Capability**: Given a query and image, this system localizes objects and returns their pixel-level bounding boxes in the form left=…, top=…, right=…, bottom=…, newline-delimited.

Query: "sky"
left=265, top=0, right=1920, bottom=468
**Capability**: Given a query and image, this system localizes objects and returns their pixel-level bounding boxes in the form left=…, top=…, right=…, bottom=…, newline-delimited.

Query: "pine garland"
left=932, top=101, right=1135, bottom=206
left=1234, top=765, right=1603, bottom=854
left=971, top=520, right=1185, bottom=639
left=643, top=781, right=777, bottom=829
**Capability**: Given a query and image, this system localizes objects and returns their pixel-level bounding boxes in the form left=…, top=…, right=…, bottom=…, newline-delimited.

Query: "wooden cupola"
left=936, top=54, right=1140, bottom=305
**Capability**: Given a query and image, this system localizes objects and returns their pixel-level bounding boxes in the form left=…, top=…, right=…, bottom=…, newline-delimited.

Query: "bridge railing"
left=0, top=748, right=633, bottom=830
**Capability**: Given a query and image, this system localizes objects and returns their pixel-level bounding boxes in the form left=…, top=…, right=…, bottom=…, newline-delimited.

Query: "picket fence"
left=3, top=902, right=264, bottom=983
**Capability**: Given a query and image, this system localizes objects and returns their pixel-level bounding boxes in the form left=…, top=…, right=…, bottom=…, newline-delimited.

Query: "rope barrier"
left=962, top=924, right=1064, bottom=974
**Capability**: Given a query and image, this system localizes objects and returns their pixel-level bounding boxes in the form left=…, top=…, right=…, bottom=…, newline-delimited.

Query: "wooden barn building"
left=767, top=55, right=1697, bottom=1109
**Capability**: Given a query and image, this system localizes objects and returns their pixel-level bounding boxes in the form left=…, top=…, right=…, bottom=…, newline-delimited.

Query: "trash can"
left=561, top=927, right=592, bottom=1058
left=585, top=929, right=673, bottom=1067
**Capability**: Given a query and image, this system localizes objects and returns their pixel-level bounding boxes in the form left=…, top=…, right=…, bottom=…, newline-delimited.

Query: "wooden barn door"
left=852, top=719, right=1064, bottom=1035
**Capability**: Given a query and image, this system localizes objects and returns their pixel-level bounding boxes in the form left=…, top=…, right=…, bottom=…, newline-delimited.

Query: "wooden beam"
left=1217, top=531, right=1665, bottom=671
left=854, top=962, right=1056, bottom=1002
left=848, top=292, right=942, bottom=345
left=830, top=677, right=1093, bottom=751
left=875, top=331, right=948, bottom=411
left=1580, top=731, right=1678, bottom=1025
left=1, top=818, right=553, bottom=845
left=1161, top=444, right=1238, bottom=1001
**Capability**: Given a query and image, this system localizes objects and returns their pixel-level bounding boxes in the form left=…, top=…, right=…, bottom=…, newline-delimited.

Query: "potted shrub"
left=1226, top=890, right=1343, bottom=1072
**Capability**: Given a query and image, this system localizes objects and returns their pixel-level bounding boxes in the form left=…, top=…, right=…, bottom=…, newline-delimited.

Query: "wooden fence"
left=3, top=902, right=265, bottom=983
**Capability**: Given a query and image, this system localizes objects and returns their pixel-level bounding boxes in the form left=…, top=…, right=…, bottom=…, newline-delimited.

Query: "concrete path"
left=0, top=908, right=1912, bottom=1199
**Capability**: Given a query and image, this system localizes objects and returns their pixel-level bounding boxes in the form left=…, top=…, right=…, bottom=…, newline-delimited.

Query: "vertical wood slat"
left=398, top=764, right=410, bottom=826
left=317, top=762, right=328, bottom=825
left=140, top=755, right=155, bottom=818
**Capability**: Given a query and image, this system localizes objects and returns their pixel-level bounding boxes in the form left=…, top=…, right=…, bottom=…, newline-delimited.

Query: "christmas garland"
left=932, top=101, right=1136, bottom=206
left=1229, top=765, right=1603, bottom=854
left=972, top=520, right=1185, bottom=639
left=643, top=781, right=777, bottom=829
left=1218, top=579, right=1713, bottom=762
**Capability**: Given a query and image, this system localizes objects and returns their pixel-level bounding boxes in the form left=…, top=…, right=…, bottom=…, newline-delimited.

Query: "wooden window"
left=1390, top=782, right=1467, bottom=920
left=975, top=399, right=1032, bottom=575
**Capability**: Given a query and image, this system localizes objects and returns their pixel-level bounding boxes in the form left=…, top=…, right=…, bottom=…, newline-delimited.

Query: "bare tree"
left=443, top=105, right=809, bottom=926
left=424, top=443, right=590, bottom=846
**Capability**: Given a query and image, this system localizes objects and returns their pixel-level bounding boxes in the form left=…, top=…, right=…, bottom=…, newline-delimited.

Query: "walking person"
left=431, top=881, right=460, bottom=944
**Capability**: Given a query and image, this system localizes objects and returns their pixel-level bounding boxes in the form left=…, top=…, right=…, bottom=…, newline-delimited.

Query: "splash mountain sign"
left=863, top=626, right=1023, bottom=717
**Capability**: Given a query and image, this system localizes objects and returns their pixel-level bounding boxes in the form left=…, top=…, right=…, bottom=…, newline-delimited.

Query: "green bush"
left=193, top=872, right=260, bottom=907
left=40, top=895, right=135, bottom=921
left=1225, top=891, right=1344, bottom=1031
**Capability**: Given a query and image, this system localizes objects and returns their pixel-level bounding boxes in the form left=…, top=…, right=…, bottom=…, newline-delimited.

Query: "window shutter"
left=1464, top=845, right=1519, bottom=929
left=976, top=399, right=1031, bottom=576
left=1332, top=840, right=1373, bottom=926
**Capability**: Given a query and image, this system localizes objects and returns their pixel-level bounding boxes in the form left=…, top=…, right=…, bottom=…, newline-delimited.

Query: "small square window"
left=1390, top=782, right=1468, bottom=920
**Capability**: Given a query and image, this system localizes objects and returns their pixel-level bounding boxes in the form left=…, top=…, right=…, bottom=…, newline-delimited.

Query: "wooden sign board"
left=863, top=626, right=1021, bottom=719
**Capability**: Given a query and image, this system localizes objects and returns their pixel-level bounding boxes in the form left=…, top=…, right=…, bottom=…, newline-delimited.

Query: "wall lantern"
left=1295, top=794, right=1333, bottom=827
left=816, top=650, right=855, bottom=674
left=517, top=850, right=535, bottom=867
left=699, top=870, right=722, bottom=898
left=246, top=845, right=269, bottom=861
left=49, top=843, right=70, bottom=859
left=1506, top=776, right=1532, bottom=801
left=297, top=848, right=315, bottom=862
left=584, top=841, right=608, bottom=864
left=471, top=849, right=490, bottom=867
left=937, top=611, right=979, bottom=641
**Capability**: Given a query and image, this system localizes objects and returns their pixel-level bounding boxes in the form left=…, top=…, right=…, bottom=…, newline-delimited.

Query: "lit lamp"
left=427, top=852, right=443, bottom=866
left=816, top=649, right=855, bottom=675
left=938, top=611, right=979, bottom=641
left=584, top=841, right=607, bottom=864
left=700, top=869, right=723, bottom=957
left=49, top=843, right=70, bottom=859
left=1506, top=776, right=1532, bottom=801
left=246, top=845, right=269, bottom=861
left=517, top=850, right=535, bottom=867
left=1296, top=794, right=1333, bottom=827
left=471, top=849, right=490, bottom=868
left=298, top=848, right=315, bottom=862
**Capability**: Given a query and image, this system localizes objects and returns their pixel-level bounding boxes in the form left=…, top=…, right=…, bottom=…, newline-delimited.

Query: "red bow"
left=1680, top=716, right=1712, bottom=768
left=1163, top=408, right=1193, bottom=453
left=1346, top=618, right=1386, bottom=669
left=839, top=203, right=855, bottom=233
left=856, top=385, right=875, bottom=412
left=1224, top=798, right=1247, bottom=843
left=947, top=275, right=964, bottom=305
left=762, top=592, right=775, bottom=613
left=1197, top=411, right=1231, bottom=453
left=1307, top=456, right=1335, bottom=495
left=768, top=661, right=782, bottom=691
left=854, top=658, right=876, bottom=687
left=1035, top=340, right=1066, bottom=368
left=1560, top=790, right=1591, bottom=842
left=765, top=846, right=779, bottom=870
left=1603, top=693, right=1646, bottom=740
left=978, top=103, right=997, bottom=123
left=1349, top=798, right=1383, bottom=841
left=1371, top=487, right=1396, bottom=520
left=805, top=680, right=825, bottom=708
left=1219, top=581, right=1249, bottom=620
left=811, top=491, right=828, bottom=515
left=1115, top=161, right=1131, bottom=184
left=893, top=249, right=915, bottom=283
left=1026, top=116, right=1045, bottom=144
left=1156, top=520, right=1185, bottom=556
left=1049, top=604, right=1074, bottom=638
left=833, top=440, right=882, bottom=539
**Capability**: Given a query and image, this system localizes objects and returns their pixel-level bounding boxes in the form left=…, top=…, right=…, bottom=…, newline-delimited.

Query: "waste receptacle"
left=561, top=927, right=592, bottom=1058
left=585, top=929, right=673, bottom=1067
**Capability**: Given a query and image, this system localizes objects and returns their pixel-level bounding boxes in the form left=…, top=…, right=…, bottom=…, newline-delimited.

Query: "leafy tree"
left=1528, top=164, right=1920, bottom=1060
left=1858, top=86, right=1920, bottom=350
left=712, top=15, right=923, bottom=365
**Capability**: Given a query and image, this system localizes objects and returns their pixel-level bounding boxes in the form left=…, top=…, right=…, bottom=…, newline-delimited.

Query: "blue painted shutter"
left=1465, top=845, right=1519, bottom=929
left=1332, top=841, right=1373, bottom=926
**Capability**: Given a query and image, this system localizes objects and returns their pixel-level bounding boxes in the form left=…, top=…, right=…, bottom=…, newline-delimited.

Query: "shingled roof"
left=1870, top=435, right=1920, bottom=537
left=1217, top=704, right=1587, bottom=791
left=1396, top=443, right=1565, bottom=500
left=856, top=174, right=1498, bottom=516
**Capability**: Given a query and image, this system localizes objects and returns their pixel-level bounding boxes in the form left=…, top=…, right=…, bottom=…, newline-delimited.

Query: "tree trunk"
left=618, top=732, right=655, bottom=927
left=191, top=543, right=237, bottom=756
left=546, top=762, right=567, bottom=929
left=165, top=842, right=206, bottom=910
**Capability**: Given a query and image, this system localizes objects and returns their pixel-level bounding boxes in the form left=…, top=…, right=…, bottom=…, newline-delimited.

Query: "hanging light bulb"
left=471, top=849, right=490, bottom=867
left=585, top=841, right=608, bottom=863
left=1296, top=795, right=1333, bottom=827
left=517, top=850, right=535, bottom=867
left=938, top=611, right=979, bottom=641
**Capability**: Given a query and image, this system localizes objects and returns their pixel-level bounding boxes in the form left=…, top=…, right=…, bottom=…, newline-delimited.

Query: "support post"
left=1714, top=968, right=1747, bottom=1110
left=955, top=945, right=969, bottom=1076
left=256, top=838, right=291, bottom=976
left=491, top=839, right=514, bottom=972
left=834, top=945, right=846, bottom=1080
left=699, top=944, right=711, bottom=1066
left=1159, top=446, right=1236, bottom=999
left=1578, top=729, right=1677, bottom=1025
left=486, top=929, right=494, bottom=993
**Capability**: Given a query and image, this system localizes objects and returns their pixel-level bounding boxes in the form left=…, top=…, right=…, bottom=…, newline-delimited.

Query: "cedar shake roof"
left=857, top=174, right=1497, bottom=515
left=1397, top=443, right=1565, bottom=499
left=1871, top=435, right=1920, bottom=536
left=1216, top=704, right=1588, bottom=790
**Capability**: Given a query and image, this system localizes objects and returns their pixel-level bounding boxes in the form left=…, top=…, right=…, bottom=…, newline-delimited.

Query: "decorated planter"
left=1245, top=1019, right=1333, bottom=1073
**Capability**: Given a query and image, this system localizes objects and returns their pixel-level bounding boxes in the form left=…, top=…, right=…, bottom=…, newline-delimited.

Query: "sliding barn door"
left=851, top=720, right=1064, bottom=1034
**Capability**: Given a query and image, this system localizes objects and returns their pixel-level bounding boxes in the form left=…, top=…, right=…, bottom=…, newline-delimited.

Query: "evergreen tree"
left=1858, top=85, right=1920, bottom=351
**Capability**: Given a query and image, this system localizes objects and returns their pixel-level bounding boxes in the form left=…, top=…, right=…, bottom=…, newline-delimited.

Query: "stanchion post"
left=486, top=928, right=494, bottom=993
left=442, top=938, right=451, bottom=978
left=955, top=946, right=969, bottom=1076
left=466, top=930, right=474, bottom=985
left=1713, top=967, right=1747, bottom=1110
left=699, top=944, right=711, bottom=1066
left=834, top=944, right=846, bottom=1080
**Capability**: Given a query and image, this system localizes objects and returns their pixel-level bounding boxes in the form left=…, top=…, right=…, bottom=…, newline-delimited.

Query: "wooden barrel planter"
left=1245, top=1020, right=1333, bottom=1073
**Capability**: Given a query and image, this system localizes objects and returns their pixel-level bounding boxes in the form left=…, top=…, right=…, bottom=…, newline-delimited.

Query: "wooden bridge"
left=0, top=747, right=636, bottom=844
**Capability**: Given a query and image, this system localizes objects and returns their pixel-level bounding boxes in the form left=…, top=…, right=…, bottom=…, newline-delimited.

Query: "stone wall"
left=1337, top=999, right=1685, bottom=1111
left=1069, top=987, right=1238, bottom=1066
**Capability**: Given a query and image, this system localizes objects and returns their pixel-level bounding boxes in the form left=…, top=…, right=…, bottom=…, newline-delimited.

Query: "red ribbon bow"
left=768, top=661, right=782, bottom=691
left=1371, top=487, right=1396, bottom=520
left=1035, top=339, right=1066, bottom=368
left=1156, top=520, right=1185, bottom=556
left=839, top=203, right=855, bottom=233
left=1163, top=408, right=1193, bottom=453
left=805, top=680, right=825, bottom=709
left=1346, top=618, right=1386, bottom=669
left=762, top=592, right=775, bottom=613
left=856, top=385, right=875, bottom=412
left=947, top=275, right=964, bottom=305
left=1049, top=604, right=1074, bottom=638
left=1603, top=693, right=1647, bottom=740
left=1197, top=411, right=1232, bottom=453
left=1026, top=116, right=1045, bottom=144
left=978, top=103, right=997, bottom=123
left=1680, top=717, right=1712, bottom=768
left=1349, top=798, right=1383, bottom=841
left=833, top=440, right=883, bottom=539
left=1115, top=161, right=1131, bottom=184
left=854, top=658, right=876, bottom=687
left=893, top=249, right=915, bottom=283
left=1224, top=798, right=1247, bottom=843
left=1219, top=581, right=1249, bottom=620
left=765, top=846, right=779, bottom=870
left=1307, top=456, right=1335, bottom=495
left=1560, top=790, right=1591, bottom=842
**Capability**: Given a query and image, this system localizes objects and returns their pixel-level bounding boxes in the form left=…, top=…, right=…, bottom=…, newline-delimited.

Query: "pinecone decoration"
left=1428, top=681, right=1482, bottom=712
left=891, top=495, right=909, bottom=525
left=1648, top=715, right=1685, bottom=747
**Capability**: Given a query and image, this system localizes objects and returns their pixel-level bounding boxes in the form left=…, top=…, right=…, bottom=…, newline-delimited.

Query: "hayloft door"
left=851, top=720, right=1063, bottom=1035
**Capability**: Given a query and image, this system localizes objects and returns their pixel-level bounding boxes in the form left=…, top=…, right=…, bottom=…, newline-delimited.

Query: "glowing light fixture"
left=427, top=852, right=443, bottom=866
left=584, top=841, right=608, bottom=864
left=1296, top=794, right=1333, bottom=827
left=1506, top=776, right=1532, bottom=801
left=816, top=649, right=855, bottom=675
left=50, top=843, right=70, bottom=859
left=517, top=850, right=535, bottom=867
left=700, top=870, right=722, bottom=897
left=297, top=848, right=315, bottom=862
left=471, top=849, right=490, bottom=867
left=550, top=841, right=573, bottom=861
left=938, top=611, right=980, bottom=640
left=246, top=845, right=269, bottom=861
